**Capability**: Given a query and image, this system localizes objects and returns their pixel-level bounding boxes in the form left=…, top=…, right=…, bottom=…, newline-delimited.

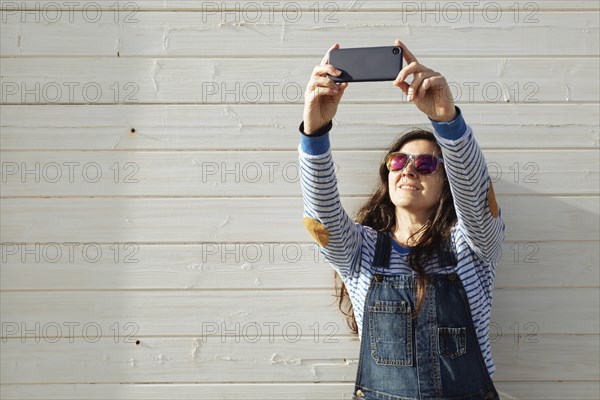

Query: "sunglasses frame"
left=386, top=151, right=444, bottom=175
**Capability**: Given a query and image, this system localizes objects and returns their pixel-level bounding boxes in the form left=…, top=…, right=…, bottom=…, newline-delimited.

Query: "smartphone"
left=327, top=46, right=403, bottom=83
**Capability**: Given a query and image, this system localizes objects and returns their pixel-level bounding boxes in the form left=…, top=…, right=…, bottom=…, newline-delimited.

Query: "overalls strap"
left=372, top=231, right=392, bottom=269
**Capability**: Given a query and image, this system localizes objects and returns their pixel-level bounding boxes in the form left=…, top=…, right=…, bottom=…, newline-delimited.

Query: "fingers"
left=307, top=75, right=347, bottom=99
left=320, top=42, right=340, bottom=66
left=308, top=76, right=338, bottom=93
left=418, top=75, right=444, bottom=99
left=392, top=38, right=423, bottom=88
left=394, top=80, right=410, bottom=94
left=394, top=39, right=418, bottom=65
left=307, top=65, right=342, bottom=93
left=408, top=70, right=441, bottom=101
left=307, top=45, right=346, bottom=101
left=395, top=61, right=430, bottom=85
left=393, top=59, right=440, bottom=101
left=312, top=64, right=341, bottom=79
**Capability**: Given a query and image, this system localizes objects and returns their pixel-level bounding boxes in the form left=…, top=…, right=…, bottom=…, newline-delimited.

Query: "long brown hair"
left=334, top=129, right=457, bottom=334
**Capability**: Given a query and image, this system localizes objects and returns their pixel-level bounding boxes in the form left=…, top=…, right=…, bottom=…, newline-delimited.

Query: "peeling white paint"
left=348, top=0, right=361, bottom=11
left=190, top=338, right=202, bottom=361
left=306, top=24, right=350, bottom=31
left=214, top=356, right=239, bottom=361
left=188, top=262, right=206, bottom=271
left=310, top=359, right=360, bottom=382
left=241, top=262, right=253, bottom=271
left=114, top=19, right=122, bottom=57
left=232, top=311, right=250, bottom=318
left=151, top=60, right=163, bottom=92
left=270, top=352, right=301, bottom=366
left=207, top=61, right=217, bottom=82
left=161, top=29, right=169, bottom=51
left=222, top=105, right=244, bottom=128
left=111, top=135, right=121, bottom=150
left=497, top=58, right=510, bottom=77
left=268, top=118, right=284, bottom=129
left=219, top=214, right=231, bottom=228
left=310, top=365, right=319, bottom=382
left=280, top=21, right=286, bottom=43
left=500, top=82, right=510, bottom=102
left=563, top=81, right=571, bottom=101
left=218, top=20, right=248, bottom=28
left=155, top=353, right=170, bottom=364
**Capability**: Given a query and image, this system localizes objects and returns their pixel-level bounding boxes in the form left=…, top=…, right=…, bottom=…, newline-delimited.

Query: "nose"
left=400, top=160, right=418, bottom=179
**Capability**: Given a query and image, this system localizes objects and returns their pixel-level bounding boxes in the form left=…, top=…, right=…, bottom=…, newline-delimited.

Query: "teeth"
left=400, top=186, right=418, bottom=190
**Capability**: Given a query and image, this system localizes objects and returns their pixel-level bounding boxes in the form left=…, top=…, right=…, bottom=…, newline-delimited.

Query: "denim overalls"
left=352, top=231, right=499, bottom=400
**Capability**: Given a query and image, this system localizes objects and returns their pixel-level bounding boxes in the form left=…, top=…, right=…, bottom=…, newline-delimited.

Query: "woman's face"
left=387, top=139, right=445, bottom=216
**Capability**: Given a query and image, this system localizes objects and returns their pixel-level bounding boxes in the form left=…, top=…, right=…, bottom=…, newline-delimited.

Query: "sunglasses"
left=386, top=152, right=443, bottom=175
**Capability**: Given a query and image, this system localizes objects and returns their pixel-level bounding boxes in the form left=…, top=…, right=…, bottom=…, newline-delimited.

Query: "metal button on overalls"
left=351, top=231, right=500, bottom=399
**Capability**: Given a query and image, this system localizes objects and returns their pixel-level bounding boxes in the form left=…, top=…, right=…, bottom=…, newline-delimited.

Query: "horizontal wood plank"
left=2, top=1, right=599, bottom=11
left=1, top=288, right=598, bottom=336
left=1, top=197, right=598, bottom=242
left=2, top=242, right=597, bottom=290
left=1, top=104, right=598, bottom=150
left=1, top=58, right=597, bottom=103
left=2, top=381, right=599, bottom=400
left=1, top=150, right=597, bottom=196
left=0, top=335, right=597, bottom=383
left=1, top=11, right=598, bottom=56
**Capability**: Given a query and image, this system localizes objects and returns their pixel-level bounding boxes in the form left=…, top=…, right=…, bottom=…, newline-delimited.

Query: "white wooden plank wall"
left=1, top=1, right=599, bottom=399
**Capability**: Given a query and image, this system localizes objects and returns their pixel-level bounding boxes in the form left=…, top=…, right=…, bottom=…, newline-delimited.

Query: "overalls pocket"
left=438, top=327, right=467, bottom=359
left=368, top=300, right=413, bottom=366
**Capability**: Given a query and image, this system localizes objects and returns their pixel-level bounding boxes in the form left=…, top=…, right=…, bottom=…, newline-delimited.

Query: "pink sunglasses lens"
left=388, top=153, right=408, bottom=171
left=414, top=156, right=438, bottom=174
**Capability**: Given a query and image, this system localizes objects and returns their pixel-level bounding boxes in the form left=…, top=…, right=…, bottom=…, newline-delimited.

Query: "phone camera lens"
left=393, top=48, right=400, bottom=54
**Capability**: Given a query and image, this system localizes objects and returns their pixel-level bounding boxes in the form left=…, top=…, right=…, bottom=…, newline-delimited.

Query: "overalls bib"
left=352, top=231, right=499, bottom=400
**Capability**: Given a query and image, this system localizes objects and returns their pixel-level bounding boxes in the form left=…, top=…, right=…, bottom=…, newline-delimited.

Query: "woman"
left=298, top=40, right=505, bottom=399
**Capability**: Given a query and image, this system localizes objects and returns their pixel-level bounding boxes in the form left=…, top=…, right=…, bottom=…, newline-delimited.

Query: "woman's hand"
left=392, top=39, right=457, bottom=122
left=302, top=43, right=349, bottom=134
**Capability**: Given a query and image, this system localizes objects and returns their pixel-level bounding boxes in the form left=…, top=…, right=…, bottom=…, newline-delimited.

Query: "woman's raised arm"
left=298, top=43, right=365, bottom=281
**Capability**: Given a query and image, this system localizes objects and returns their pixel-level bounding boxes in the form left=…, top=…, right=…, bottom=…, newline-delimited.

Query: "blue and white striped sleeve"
left=430, top=108, right=506, bottom=265
left=297, top=122, right=363, bottom=281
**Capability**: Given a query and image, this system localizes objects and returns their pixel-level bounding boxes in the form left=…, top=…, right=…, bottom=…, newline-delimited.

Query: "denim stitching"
left=355, top=384, right=417, bottom=400
left=438, top=327, right=467, bottom=359
left=428, top=286, right=443, bottom=397
left=368, top=291, right=413, bottom=366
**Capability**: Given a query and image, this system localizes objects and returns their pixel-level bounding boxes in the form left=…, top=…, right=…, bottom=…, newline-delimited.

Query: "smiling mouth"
left=399, top=185, right=420, bottom=191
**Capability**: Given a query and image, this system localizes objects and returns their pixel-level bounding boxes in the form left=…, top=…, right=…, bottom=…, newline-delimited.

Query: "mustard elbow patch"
left=487, top=179, right=499, bottom=218
left=303, top=217, right=329, bottom=247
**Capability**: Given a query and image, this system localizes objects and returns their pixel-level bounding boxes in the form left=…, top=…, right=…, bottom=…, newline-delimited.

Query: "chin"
left=391, top=198, right=413, bottom=208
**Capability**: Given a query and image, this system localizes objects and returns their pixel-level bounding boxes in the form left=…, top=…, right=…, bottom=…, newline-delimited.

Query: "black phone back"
left=328, top=46, right=403, bottom=83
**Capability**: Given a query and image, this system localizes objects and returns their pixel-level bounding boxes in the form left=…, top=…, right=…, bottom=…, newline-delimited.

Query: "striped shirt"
left=298, top=109, right=506, bottom=377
